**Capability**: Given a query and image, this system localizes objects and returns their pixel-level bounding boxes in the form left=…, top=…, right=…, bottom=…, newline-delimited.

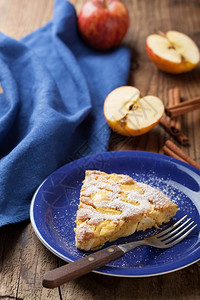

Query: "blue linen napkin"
left=0, top=0, right=131, bottom=227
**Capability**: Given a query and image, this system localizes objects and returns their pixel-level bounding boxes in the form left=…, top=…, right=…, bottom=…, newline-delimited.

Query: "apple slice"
left=104, top=86, right=164, bottom=136
left=146, top=30, right=200, bottom=74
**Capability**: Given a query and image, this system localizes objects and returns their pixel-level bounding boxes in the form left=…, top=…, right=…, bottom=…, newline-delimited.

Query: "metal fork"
left=43, top=215, right=197, bottom=289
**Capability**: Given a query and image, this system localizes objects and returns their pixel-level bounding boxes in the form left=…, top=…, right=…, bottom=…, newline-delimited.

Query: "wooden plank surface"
left=0, top=0, right=199, bottom=299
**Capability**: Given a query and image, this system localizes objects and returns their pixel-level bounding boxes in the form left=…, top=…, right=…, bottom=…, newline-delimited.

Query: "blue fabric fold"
left=0, top=0, right=131, bottom=227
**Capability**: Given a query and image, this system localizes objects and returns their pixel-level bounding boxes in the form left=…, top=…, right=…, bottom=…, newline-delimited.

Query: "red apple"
left=78, top=0, right=129, bottom=50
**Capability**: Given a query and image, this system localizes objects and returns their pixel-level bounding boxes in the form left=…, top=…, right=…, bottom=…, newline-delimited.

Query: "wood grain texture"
left=0, top=0, right=199, bottom=299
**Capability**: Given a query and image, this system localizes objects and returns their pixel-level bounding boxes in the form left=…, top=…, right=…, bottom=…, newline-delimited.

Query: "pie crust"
left=75, top=170, right=178, bottom=251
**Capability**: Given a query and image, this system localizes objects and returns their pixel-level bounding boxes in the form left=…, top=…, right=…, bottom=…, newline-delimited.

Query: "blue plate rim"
left=30, top=150, right=200, bottom=277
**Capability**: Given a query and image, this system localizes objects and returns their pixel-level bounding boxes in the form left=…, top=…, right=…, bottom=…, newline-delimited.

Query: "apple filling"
left=75, top=171, right=178, bottom=251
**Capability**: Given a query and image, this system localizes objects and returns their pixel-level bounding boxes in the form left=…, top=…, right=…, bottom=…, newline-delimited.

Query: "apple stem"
left=156, top=30, right=176, bottom=50
left=155, top=29, right=166, bottom=38
left=102, top=0, right=108, bottom=8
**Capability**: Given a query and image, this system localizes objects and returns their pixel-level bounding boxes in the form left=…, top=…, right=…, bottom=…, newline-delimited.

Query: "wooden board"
left=0, top=0, right=199, bottom=299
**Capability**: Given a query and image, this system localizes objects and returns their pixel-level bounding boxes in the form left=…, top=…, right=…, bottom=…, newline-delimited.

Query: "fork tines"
left=156, top=215, right=197, bottom=246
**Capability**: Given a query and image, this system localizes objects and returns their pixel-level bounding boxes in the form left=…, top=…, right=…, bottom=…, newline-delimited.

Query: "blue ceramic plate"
left=30, top=151, right=200, bottom=277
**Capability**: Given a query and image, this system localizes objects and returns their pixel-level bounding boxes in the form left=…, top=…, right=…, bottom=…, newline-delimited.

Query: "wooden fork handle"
left=43, top=245, right=124, bottom=289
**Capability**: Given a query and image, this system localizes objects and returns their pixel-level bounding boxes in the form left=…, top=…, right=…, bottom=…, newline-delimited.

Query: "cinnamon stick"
left=159, top=87, right=189, bottom=145
left=168, top=88, right=181, bottom=134
left=159, top=116, right=189, bottom=145
left=162, top=145, right=186, bottom=162
left=165, top=96, right=200, bottom=117
left=163, top=140, right=200, bottom=170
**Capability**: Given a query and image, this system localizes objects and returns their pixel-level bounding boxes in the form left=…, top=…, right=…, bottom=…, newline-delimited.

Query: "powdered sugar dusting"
left=131, top=171, right=181, bottom=206
left=138, top=182, right=173, bottom=209
left=76, top=171, right=177, bottom=233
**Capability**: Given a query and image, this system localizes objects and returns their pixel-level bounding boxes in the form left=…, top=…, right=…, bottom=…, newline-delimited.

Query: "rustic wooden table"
left=0, top=0, right=199, bottom=299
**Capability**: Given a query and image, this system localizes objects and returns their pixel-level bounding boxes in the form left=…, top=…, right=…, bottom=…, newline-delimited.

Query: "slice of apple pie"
left=75, top=170, right=178, bottom=251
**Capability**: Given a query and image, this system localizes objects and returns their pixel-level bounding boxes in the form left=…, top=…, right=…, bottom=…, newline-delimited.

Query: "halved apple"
left=146, top=31, right=200, bottom=74
left=103, top=86, right=164, bottom=136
